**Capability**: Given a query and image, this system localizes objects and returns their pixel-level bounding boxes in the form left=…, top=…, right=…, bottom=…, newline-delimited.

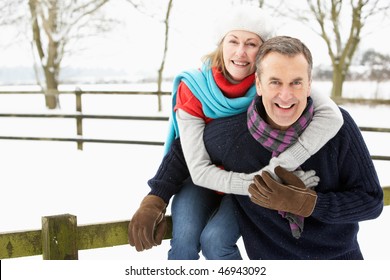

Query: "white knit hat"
left=213, top=5, right=276, bottom=45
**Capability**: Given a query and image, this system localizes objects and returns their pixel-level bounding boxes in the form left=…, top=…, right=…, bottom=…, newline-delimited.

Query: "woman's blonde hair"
left=201, top=41, right=230, bottom=79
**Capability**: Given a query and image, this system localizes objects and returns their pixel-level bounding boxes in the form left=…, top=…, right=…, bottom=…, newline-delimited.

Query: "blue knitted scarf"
left=163, top=63, right=257, bottom=154
left=247, top=95, right=314, bottom=238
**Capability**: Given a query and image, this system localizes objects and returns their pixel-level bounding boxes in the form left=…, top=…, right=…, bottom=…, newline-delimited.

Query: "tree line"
left=1, top=0, right=389, bottom=109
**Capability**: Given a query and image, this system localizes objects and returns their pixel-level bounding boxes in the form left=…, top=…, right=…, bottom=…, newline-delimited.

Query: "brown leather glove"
left=128, top=195, right=167, bottom=251
left=248, top=166, right=317, bottom=217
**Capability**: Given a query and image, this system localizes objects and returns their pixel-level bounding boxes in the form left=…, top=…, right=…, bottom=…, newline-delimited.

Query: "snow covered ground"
left=0, top=84, right=389, bottom=260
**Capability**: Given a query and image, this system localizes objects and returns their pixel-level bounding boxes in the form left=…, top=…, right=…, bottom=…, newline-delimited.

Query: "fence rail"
left=0, top=188, right=389, bottom=260
left=1, top=89, right=389, bottom=260
left=0, top=214, right=173, bottom=260
left=1, top=89, right=390, bottom=154
left=0, top=89, right=171, bottom=149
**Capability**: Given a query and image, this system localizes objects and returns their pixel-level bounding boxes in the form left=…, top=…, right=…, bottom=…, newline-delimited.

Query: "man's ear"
left=255, top=72, right=262, bottom=96
left=307, top=78, right=312, bottom=97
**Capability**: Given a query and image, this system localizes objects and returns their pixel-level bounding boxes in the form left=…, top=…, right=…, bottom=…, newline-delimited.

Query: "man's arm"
left=311, top=109, right=383, bottom=223
left=147, top=138, right=190, bottom=204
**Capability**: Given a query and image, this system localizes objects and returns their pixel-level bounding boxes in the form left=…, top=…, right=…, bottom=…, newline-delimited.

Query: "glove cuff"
left=299, top=194, right=317, bottom=217
left=141, top=195, right=167, bottom=210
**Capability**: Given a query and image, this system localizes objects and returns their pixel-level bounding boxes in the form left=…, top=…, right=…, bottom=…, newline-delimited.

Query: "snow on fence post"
left=75, top=88, right=83, bottom=150
left=41, top=214, right=78, bottom=260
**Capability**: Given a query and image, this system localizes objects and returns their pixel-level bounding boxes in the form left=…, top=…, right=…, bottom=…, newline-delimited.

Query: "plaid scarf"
left=247, top=96, right=314, bottom=238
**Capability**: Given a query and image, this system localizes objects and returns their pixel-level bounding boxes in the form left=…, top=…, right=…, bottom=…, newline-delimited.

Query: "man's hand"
left=240, top=168, right=319, bottom=193
left=128, top=195, right=167, bottom=251
left=248, top=166, right=317, bottom=217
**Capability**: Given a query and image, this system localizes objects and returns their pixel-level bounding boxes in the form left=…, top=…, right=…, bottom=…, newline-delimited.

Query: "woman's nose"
left=235, top=44, right=246, bottom=56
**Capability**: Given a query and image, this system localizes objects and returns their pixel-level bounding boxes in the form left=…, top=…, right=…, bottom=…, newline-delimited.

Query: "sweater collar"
left=212, top=67, right=255, bottom=98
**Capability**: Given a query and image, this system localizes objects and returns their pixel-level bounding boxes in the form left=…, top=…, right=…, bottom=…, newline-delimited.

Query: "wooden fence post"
left=75, top=88, right=83, bottom=150
left=41, top=214, right=78, bottom=260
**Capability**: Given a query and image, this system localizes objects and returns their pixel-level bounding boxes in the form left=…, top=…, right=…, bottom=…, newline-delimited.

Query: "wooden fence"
left=0, top=89, right=389, bottom=259
left=1, top=187, right=389, bottom=260
left=0, top=214, right=173, bottom=260
left=1, top=89, right=390, bottom=152
left=0, top=89, right=171, bottom=149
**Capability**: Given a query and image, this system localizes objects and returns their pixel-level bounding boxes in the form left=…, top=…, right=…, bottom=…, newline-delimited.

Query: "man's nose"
left=278, top=86, right=293, bottom=100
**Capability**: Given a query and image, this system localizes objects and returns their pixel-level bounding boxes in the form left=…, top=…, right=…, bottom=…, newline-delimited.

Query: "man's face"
left=255, top=52, right=311, bottom=130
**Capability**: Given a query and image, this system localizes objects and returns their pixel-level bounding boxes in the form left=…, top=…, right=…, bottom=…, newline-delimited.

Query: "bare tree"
left=125, top=0, right=174, bottom=111
left=1, top=0, right=112, bottom=109
left=276, top=0, right=390, bottom=98
left=156, top=0, right=173, bottom=112
left=28, top=0, right=111, bottom=109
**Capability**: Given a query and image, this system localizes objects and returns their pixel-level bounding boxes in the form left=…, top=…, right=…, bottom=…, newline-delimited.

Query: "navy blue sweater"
left=148, top=108, right=383, bottom=259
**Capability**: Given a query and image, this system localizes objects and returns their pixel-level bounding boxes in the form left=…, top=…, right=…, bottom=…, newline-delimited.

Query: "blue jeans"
left=168, top=179, right=242, bottom=260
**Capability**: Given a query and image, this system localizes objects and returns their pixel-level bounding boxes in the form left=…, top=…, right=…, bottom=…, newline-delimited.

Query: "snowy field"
left=0, top=83, right=390, bottom=261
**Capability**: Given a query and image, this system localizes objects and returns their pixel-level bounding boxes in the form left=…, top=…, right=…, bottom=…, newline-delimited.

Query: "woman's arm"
left=261, top=91, right=344, bottom=175
left=177, top=109, right=249, bottom=195
left=178, top=91, right=343, bottom=194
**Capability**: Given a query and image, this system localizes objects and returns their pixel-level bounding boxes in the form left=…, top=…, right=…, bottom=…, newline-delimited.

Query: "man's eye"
left=292, top=81, right=303, bottom=89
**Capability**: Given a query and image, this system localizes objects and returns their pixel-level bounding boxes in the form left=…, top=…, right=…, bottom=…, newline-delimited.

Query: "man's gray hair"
left=256, top=36, right=313, bottom=79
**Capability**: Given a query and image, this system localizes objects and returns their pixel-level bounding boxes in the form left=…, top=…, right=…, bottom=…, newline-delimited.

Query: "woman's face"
left=222, top=30, right=262, bottom=83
